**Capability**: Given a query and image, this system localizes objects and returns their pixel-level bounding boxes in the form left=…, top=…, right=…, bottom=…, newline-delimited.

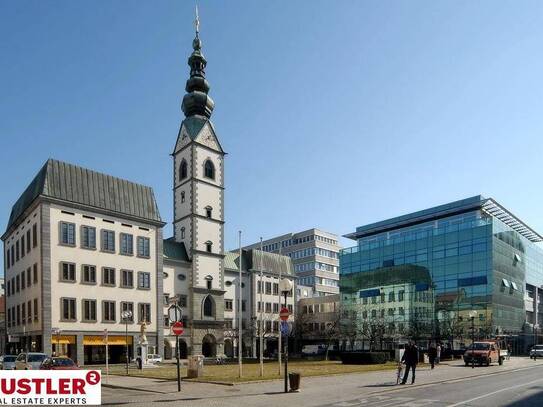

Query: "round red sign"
left=279, top=307, right=290, bottom=321
left=172, top=321, right=184, bottom=336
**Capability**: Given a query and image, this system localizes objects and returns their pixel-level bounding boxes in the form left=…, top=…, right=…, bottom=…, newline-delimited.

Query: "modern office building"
left=340, top=196, right=543, bottom=352
left=244, top=229, right=341, bottom=296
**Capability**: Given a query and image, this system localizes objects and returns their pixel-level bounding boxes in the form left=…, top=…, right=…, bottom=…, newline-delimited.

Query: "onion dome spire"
left=181, top=5, right=215, bottom=119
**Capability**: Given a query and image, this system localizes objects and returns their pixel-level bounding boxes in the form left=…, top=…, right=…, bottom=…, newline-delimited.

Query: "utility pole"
left=259, top=237, right=264, bottom=377
left=278, top=241, right=282, bottom=376
left=238, top=230, right=243, bottom=378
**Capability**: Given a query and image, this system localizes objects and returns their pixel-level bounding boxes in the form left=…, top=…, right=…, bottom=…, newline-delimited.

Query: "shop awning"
left=51, top=335, right=76, bottom=345
left=83, top=335, right=133, bottom=346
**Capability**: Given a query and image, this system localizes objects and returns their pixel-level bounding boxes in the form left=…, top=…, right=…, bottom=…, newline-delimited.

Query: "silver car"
left=530, top=345, right=543, bottom=359
left=15, top=353, right=48, bottom=370
left=0, top=355, right=17, bottom=370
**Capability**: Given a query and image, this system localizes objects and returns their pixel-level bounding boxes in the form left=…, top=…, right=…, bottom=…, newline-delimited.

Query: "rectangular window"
left=225, top=299, right=233, bottom=311
left=102, top=301, right=116, bottom=322
left=21, top=236, right=25, bottom=258
left=82, top=299, right=97, bottom=322
left=11, top=245, right=15, bottom=265
left=265, top=302, right=272, bottom=313
left=16, top=305, right=20, bottom=325
left=16, top=275, right=20, bottom=292
left=6, top=249, right=10, bottom=269
left=82, top=265, right=96, bottom=284
left=265, top=282, right=272, bottom=295
left=287, top=304, right=293, bottom=313
left=16, top=241, right=19, bottom=261
left=21, top=271, right=26, bottom=290
left=32, top=224, right=37, bottom=248
left=27, top=300, right=31, bottom=323
left=60, top=262, right=76, bottom=282
left=81, top=226, right=96, bottom=249
left=102, top=267, right=116, bottom=286
left=60, top=222, right=76, bottom=246
left=121, top=302, right=134, bottom=322
left=178, top=295, right=188, bottom=308
left=137, top=272, right=151, bottom=289
left=398, top=290, right=405, bottom=302
left=120, top=233, right=134, bottom=255
left=61, top=298, right=76, bottom=321
left=33, top=263, right=38, bottom=284
left=34, top=298, right=38, bottom=321
left=273, top=303, right=279, bottom=313
left=138, top=303, right=151, bottom=323
left=257, top=281, right=261, bottom=294
left=121, top=270, right=134, bottom=288
left=21, top=303, right=26, bottom=323
left=137, top=237, right=150, bottom=258
left=26, top=267, right=31, bottom=287
left=6, top=281, right=10, bottom=297
left=101, top=230, right=115, bottom=252
left=273, top=283, right=279, bottom=295
left=26, top=230, right=31, bottom=253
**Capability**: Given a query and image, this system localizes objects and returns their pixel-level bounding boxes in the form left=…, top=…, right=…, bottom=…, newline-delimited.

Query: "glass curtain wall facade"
left=340, top=196, right=543, bottom=351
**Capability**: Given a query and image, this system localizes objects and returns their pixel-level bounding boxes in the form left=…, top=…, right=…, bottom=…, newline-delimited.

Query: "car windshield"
left=52, top=358, right=75, bottom=366
left=28, top=354, right=46, bottom=362
left=3, top=356, right=16, bottom=362
left=468, top=343, right=491, bottom=350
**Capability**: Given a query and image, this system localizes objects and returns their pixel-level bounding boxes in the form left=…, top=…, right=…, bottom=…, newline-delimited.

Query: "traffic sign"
left=168, top=304, right=182, bottom=323
left=279, top=307, right=290, bottom=321
left=172, top=321, right=184, bottom=336
left=280, top=321, right=289, bottom=335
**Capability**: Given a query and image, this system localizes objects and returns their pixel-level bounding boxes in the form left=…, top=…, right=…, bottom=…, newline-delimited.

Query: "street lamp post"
left=469, top=310, right=477, bottom=369
left=121, top=310, right=133, bottom=376
left=279, top=278, right=293, bottom=393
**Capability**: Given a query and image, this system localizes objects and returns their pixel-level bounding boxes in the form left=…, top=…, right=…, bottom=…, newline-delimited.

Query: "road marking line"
left=447, top=377, right=543, bottom=407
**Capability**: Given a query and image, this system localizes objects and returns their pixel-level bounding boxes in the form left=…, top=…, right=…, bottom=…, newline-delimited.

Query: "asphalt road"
left=322, top=364, right=543, bottom=407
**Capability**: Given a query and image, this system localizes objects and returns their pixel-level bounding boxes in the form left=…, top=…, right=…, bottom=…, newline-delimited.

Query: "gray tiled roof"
left=5, top=159, right=163, bottom=232
left=163, top=238, right=190, bottom=262
left=225, top=249, right=294, bottom=276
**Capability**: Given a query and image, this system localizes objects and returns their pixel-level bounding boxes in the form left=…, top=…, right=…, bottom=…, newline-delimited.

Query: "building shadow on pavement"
left=504, top=386, right=543, bottom=406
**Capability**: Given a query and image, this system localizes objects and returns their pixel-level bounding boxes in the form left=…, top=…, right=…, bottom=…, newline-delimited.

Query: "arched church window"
left=204, top=160, right=215, bottom=179
left=205, top=206, right=212, bottom=219
left=203, top=295, right=214, bottom=317
left=180, top=160, right=188, bottom=180
left=206, top=241, right=212, bottom=253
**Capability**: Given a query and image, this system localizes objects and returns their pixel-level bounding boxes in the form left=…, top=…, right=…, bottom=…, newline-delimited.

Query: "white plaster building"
left=2, top=159, right=165, bottom=364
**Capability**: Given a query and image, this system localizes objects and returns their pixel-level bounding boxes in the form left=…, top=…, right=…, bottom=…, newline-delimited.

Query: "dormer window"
left=205, top=206, right=212, bottom=219
left=180, top=160, right=188, bottom=180
left=204, top=160, right=215, bottom=180
left=205, top=241, right=212, bottom=253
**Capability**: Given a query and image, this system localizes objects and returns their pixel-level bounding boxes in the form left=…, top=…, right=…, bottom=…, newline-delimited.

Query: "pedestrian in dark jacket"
left=428, top=343, right=437, bottom=369
left=401, top=342, right=419, bottom=384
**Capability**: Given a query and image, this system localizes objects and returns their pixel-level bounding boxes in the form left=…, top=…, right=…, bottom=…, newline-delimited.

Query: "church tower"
left=172, top=10, right=225, bottom=356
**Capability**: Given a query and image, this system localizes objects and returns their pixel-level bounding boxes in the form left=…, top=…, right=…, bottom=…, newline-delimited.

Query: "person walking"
left=436, top=343, right=441, bottom=364
left=507, top=343, right=512, bottom=360
left=401, top=341, right=419, bottom=384
left=428, top=342, right=437, bottom=369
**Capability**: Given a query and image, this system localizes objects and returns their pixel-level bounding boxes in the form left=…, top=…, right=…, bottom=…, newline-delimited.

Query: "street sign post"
left=167, top=306, right=183, bottom=392
left=280, top=321, right=289, bottom=336
left=279, top=307, right=290, bottom=321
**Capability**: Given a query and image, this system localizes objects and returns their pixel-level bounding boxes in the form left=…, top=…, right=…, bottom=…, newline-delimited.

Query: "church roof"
left=225, top=249, right=294, bottom=276
left=4, top=159, right=163, bottom=235
left=163, top=238, right=190, bottom=262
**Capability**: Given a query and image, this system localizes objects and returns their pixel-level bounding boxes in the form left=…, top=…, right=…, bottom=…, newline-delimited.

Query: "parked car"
left=302, top=344, right=326, bottom=356
left=40, top=357, right=79, bottom=370
left=463, top=341, right=504, bottom=366
left=15, top=353, right=48, bottom=370
left=529, top=345, right=543, bottom=359
left=146, top=354, right=162, bottom=364
left=0, top=355, right=17, bottom=370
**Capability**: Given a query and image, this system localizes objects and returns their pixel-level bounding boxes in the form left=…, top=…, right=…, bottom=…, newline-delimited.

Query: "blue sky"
left=1, top=1, right=543, bottom=277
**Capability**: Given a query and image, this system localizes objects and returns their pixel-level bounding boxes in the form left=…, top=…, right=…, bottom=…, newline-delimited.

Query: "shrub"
left=339, top=352, right=389, bottom=365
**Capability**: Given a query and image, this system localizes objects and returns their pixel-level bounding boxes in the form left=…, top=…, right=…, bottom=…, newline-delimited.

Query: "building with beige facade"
left=2, top=159, right=165, bottom=364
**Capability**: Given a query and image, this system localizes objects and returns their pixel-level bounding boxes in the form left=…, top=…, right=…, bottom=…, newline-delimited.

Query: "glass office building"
left=340, top=196, right=543, bottom=351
